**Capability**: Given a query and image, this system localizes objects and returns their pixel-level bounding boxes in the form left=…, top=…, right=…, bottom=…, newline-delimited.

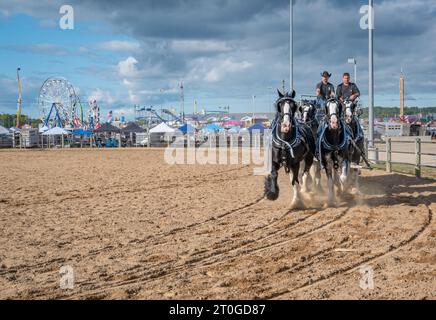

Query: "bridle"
left=277, top=97, right=295, bottom=117
left=301, top=103, right=317, bottom=126
left=272, top=97, right=300, bottom=162
left=325, top=98, right=341, bottom=129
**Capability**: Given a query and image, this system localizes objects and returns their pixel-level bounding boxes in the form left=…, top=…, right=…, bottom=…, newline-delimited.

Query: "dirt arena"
left=0, top=149, right=435, bottom=300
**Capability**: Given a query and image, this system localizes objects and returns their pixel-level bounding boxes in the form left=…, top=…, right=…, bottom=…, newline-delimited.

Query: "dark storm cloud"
left=1, top=0, right=436, bottom=112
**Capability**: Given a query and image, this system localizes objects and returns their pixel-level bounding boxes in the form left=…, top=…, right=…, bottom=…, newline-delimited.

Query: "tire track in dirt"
left=63, top=205, right=354, bottom=299
left=265, top=205, right=433, bottom=299
left=0, top=166, right=257, bottom=276
left=0, top=195, right=265, bottom=277
left=3, top=165, right=250, bottom=207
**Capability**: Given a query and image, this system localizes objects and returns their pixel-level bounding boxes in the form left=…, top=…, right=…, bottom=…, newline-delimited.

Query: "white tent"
left=0, top=125, right=10, bottom=135
left=39, top=125, right=49, bottom=133
left=9, top=127, right=21, bottom=133
left=149, top=122, right=176, bottom=133
left=42, top=127, right=70, bottom=136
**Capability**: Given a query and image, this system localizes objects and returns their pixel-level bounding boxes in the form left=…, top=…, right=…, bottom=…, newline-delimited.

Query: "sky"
left=0, top=0, right=435, bottom=120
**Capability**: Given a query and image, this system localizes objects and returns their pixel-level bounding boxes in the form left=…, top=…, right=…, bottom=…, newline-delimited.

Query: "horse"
left=317, top=98, right=353, bottom=206
left=264, top=90, right=316, bottom=209
left=344, top=99, right=365, bottom=191
left=299, top=100, right=323, bottom=192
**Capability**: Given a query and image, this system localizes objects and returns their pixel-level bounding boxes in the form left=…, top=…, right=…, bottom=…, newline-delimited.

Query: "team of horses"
left=265, top=89, right=366, bottom=208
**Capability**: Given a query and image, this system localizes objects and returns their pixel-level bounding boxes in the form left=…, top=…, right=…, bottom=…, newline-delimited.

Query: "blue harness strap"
left=317, top=119, right=352, bottom=169
left=272, top=117, right=303, bottom=160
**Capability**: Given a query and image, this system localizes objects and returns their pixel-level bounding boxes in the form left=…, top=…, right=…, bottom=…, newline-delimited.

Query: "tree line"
left=0, top=114, right=41, bottom=128
left=361, top=107, right=436, bottom=120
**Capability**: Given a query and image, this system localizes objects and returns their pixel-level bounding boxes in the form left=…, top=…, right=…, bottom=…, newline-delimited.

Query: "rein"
left=271, top=116, right=302, bottom=160
left=318, top=119, right=351, bottom=169
left=350, top=116, right=364, bottom=142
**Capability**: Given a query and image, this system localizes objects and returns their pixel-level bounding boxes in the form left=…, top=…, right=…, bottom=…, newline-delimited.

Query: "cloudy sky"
left=0, top=0, right=435, bottom=120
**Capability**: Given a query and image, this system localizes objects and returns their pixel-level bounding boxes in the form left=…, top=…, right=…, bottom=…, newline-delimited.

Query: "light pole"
left=267, top=87, right=273, bottom=116
left=368, top=0, right=374, bottom=149
left=290, top=0, right=294, bottom=92
left=348, top=58, right=357, bottom=84
left=252, top=95, right=256, bottom=119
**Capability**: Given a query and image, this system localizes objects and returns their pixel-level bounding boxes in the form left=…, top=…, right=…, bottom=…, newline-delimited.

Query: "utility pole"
left=180, top=82, right=185, bottom=124
left=368, top=0, right=374, bottom=148
left=290, top=0, right=294, bottom=92
left=16, top=67, right=22, bottom=128
left=267, top=87, right=273, bottom=115
left=400, top=67, right=405, bottom=121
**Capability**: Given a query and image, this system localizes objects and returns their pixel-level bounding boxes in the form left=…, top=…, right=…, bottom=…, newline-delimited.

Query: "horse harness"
left=271, top=117, right=309, bottom=174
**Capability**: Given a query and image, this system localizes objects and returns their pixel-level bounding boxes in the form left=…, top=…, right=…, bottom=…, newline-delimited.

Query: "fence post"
left=364, top=138, right=369, bottom=157
left=415, top=138, right=421, bottom=178
left=386, top=138, right=392, bottom=173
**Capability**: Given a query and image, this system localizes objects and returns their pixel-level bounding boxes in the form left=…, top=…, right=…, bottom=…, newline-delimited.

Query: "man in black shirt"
left=336, top=72, right=360, bottom=102
left=315, top=71, right=335, bottom=158
left=316, top=71, right=336, bottom=110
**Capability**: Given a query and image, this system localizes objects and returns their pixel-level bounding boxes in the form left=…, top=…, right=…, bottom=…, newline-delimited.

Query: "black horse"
left=317, top=98, right=353, bottom=206
left=265, top=90, right=315, bottom=208
left=343, top=99, right=365, bottom=190
left=299, top=100, right=323, bottom=192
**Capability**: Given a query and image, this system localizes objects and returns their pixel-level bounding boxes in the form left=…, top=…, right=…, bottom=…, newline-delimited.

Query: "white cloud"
left=128, top=90, right=139, bottom=104
left=88, top=88, right=116, bottom=105
left=113, top=107, right=135, bottom=116
left=204, top=59, right=253, bottom=82
left=98, top=40, right=141, bottom=52
left=118, top=56, right=139, bottom=78
left=171, top=40, right=232, bottom=53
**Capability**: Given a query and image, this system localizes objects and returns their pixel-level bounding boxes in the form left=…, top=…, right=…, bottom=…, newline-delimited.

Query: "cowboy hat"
left=321, top=71, right=332, bottom=78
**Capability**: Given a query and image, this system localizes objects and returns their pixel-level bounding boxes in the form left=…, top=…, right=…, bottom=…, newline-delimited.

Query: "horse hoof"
left=291, top=200, right=305, bottom=210
left=264, top=176, right=279, bottom=201
left=351, top=188, right=362, bottom=196
left=326, top=198, right=336, bottom=207
left=265, top=191, right=279, bottom=201
left=340, top=192, right=354, bottom=201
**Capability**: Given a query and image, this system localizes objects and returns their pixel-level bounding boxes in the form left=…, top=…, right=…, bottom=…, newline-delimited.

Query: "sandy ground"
left=0, top=149, right=435, bottom=300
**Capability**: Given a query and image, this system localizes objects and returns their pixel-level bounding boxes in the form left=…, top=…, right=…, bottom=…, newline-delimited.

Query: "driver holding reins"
left=336, top=72, right=360, bottom=105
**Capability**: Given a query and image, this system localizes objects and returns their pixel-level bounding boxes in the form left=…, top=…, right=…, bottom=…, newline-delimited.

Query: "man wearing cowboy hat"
left=316, top=71, right=336, bottom=110
left=315, top=71, right=336, bottom=159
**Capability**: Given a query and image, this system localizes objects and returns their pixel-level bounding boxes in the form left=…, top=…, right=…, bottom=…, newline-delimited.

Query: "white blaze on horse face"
left=281, top=101, right=291, bottom=133
left=303, top=106, right=310, bottom=122
left=328, top=102, right=339, bottom=130
left=345, top=106, right=353, bottom=124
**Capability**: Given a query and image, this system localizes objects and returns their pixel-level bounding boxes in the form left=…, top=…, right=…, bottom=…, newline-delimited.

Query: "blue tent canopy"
left=178, top=123, right=196, bottom=134
left=201, top=123, right=223, bottom=133
left=73, top=129, right=93, bottom=136
left=227, top=126, right=241, bottom=134
left=248, top=123, right=265, bottom=133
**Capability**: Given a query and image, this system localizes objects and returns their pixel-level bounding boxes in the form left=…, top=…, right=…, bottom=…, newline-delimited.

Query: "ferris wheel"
left=38, top=77, right=80, bottom=128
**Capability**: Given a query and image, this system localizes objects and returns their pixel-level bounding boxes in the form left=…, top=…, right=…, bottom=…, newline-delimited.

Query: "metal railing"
left=367, top=138, right=436, bottom=178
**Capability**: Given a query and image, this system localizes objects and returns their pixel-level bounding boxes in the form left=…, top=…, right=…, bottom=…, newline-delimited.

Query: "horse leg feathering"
left=265, top=163, right=280, bottom=201
left=290, top=163, right=304, bottom=209
left=326, top=168, right=335, bottom=206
